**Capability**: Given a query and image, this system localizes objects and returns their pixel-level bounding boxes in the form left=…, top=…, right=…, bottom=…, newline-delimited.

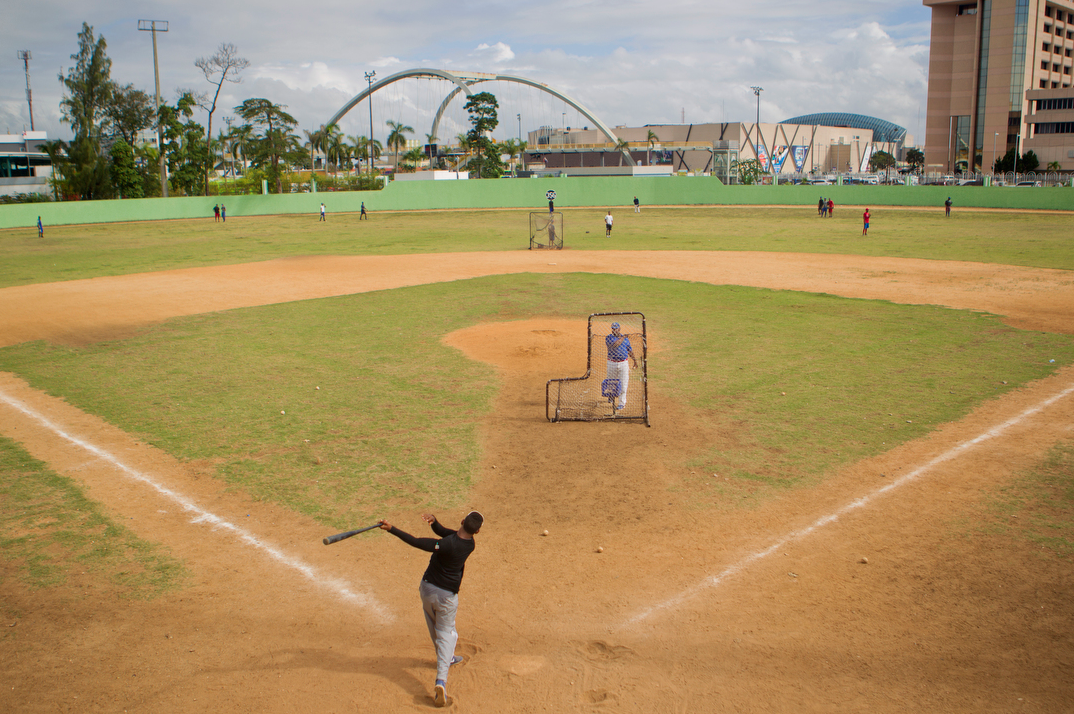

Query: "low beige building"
left=526, top=121, right=907, bottom=180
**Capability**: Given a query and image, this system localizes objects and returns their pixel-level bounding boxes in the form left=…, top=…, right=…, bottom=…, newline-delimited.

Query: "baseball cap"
left=611, top=322, right=620, bottom=329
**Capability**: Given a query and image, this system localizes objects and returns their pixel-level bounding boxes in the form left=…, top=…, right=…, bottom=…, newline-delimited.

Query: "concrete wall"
left=0, top=176, right=1070, bottom=229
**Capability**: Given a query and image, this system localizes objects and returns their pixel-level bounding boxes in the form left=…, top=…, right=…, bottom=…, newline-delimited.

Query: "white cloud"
left=473, top=43, right=515, bottom=63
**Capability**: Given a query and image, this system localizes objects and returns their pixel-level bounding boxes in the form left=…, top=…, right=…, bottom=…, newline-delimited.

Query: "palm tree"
left=350, top=135, right=382, bottom=170
left=386, top=120, right=414, bottom=173
left=424, top=132, right=438, bottom=170
left=402, top=146, right=425, bottom=171
left=230, top=123, right=254, bottom=176
left=516, top=140, right=527, bottom=174
left=646, top=129, right=659, bottom=166
left=615, top=138, right=630, bottom=167
left=303, top=126, right=325, bottom=175
left=453, top=133, right=474, bottom=172
left=322, top=124, right=344, bottom=176
left=500, top=139, right=518, bottom=174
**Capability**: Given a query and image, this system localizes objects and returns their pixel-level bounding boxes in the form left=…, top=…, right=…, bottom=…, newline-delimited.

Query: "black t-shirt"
left=388, top=520, right=475, bottom=593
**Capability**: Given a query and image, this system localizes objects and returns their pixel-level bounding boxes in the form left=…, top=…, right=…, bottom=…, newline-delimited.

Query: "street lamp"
left=992, top=132, right=998, bottom=176
left=750, top=86, right=763, bottom=127
left=138, top=20, right=169, bottom=198
left=365, top=71, right=376, bottom=175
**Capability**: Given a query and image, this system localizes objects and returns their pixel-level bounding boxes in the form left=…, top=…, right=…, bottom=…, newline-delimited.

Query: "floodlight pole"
left=992, top=132, right=998, bottom=176
left=17, top=51, right=34, bottom=131
left=365, top=71, right=376, bottom=175
left=138, top=20, right=169, bottom=198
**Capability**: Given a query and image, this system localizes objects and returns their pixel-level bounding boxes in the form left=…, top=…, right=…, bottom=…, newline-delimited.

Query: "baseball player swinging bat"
left=323, top=523, right=381, bottom=545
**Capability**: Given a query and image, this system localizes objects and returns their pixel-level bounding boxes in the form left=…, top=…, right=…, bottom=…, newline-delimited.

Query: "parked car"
left=1014, top=181, right=1041, bottom=187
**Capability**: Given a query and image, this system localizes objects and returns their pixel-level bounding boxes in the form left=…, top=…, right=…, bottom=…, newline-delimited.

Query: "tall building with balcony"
left=923, top=0, right=1074, bottom=172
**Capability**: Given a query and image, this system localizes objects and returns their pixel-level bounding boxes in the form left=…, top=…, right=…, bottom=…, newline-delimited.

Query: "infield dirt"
left=1, top=250, right=1072, bottom=713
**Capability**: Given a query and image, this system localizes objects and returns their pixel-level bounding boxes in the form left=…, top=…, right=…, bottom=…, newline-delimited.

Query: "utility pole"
left=365, top=71, right=376, bottom=175
left=138, top=20, right=169, bottom=198
left=17, top=51, right=34, bottom=131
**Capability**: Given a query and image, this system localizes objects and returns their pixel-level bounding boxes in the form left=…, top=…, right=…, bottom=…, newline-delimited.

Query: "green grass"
left=2, top=207, right=1074, bottom=288
left=1, top=273, right=1071, bottom=523
left=969, top=440, right=1074, bottom=558
left=0, top=435, right=187, bottom=596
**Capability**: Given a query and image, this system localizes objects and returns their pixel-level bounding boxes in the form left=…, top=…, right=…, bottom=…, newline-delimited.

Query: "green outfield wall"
left=1, top=176, right=1070, bottom=229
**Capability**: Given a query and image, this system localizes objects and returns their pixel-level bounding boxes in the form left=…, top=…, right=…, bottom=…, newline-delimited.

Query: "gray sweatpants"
left=419, top=579, right=459, bottom=682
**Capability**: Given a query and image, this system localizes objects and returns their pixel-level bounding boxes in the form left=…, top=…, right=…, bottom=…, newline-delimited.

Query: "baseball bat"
left=323, top=523, right=381, bottom=545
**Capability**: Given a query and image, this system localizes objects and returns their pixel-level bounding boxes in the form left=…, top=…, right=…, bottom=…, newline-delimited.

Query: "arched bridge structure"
left=325, top=68, right=635, bottom=167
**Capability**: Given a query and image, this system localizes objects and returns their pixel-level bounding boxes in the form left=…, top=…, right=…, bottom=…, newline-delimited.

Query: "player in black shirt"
left=379, top=511, right=483, bottom=707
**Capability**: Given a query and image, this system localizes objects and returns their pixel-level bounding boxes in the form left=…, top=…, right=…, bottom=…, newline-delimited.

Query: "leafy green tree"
left=196, top=43, right=249, bottom=195
left=615, top=137, right=630, bottom=167
left=159, top=92, right=207, bottom=196
left=386, top=120, right=413, bottom=173
left=905, top=147, right=924, bottom=172
left=1019, top=150, right=1040, bottom=173
left=58, top=22, right=115, bottom=199
left=109, top=137, right=143, bottom=198
left=59, top=23, right=112, bottom=143
left=731, top=158, right=765, bottom=185
left=464, top=92, right=504, bottom=178
left=868, top=150, right=896, bottom=172
left=234, top=98, right=298, bottom=192
left=104, top=84, right=156, bottom=147
left=993, top=148, right=1040, bottom=174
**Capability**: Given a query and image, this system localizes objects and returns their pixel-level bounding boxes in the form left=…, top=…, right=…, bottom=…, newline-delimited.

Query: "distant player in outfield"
left=606, top=322, right=637, bottom=411
left=945, top=197, right=952, bottom=217
left=221, top=204, right=226, bottom=222
left=633, top=196, right=640, bottom=213
left=360, top=202, right=368, bottom=220
left=818, top=197, right=824, bottom=216
left=827, top=198, right=835, bottom=217
left=862, top=208, right=870, bottom=236
left=37, top=216, right=43, bottom=237
left=320, top=202, right=326, bottom=221
left=605, top=210, right=614, bottom=237
left=213, top=204, right=220, bottom=222
left=379, top=511, right=483, bottom=708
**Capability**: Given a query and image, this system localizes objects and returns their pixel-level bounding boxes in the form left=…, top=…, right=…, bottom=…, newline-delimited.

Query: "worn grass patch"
left=972, top=440, right=1074, bottom=558
left=1, top=273, right=1071, bottom=520
left=0, top=436, right=186, bottom=596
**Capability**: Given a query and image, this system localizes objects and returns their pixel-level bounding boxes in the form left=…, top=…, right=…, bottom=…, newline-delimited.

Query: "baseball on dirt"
left=542, top=529, right=549, bottom=536
left=597, top=546, right=604, bottom=553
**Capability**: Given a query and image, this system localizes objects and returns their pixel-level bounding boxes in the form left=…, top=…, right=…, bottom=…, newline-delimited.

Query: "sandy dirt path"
left=1, top=251, right=1072, bottom=713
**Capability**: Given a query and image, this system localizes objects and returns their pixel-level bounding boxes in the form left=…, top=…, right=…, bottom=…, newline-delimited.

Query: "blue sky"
left=0, top=1, right=933, bottom=145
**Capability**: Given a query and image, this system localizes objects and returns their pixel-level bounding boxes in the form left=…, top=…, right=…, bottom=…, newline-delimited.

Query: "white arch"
left=326, top=68, right=634, bottom=167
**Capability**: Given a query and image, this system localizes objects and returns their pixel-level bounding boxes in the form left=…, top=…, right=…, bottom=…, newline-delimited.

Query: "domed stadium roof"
left=780, top=113, right=907, bottom=144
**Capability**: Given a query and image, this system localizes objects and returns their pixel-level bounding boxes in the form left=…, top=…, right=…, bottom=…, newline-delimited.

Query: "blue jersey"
left=606, top=333, right=632, bottom=361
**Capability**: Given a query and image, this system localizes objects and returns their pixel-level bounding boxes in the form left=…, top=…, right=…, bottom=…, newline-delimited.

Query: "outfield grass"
left=1, top=274, right=1070, bottom=529
left=1, top=206, right=1073, bottom=288
left=0, top=435, right=187, bottom=596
